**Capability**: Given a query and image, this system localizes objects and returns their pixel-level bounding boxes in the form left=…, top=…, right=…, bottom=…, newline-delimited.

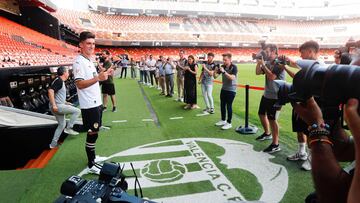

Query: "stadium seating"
left=96, top=47, right=335, bottom=62
left=0, top=17, right=78, bottom=68
left=53, top=8, right=360, bottom=44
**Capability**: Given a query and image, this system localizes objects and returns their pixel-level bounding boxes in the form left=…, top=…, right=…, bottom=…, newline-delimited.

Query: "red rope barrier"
left=212, top=79, right=265, bottom=91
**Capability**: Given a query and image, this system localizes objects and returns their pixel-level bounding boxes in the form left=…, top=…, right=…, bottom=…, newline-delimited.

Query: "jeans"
left=220, top=89, right=236, bottom=124
left=139, top=70, right=144, bottom=82
left=120, top=67, right=127, bottom=78
left=50, top=104, right=81, bottom=145
left=201, top=83, right=214, bottom=109
left=149, top=70, right=157, bottom=86
left=165, top=74, right=174, bottom=96
left=144, top=70, right=150, bottom=84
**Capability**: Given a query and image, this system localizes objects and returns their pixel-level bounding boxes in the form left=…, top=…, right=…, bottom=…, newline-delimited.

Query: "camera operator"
left=293, top=97, right=356, bottom=203
left=255, top=43, right=286, bottom=153
left=282, top=40, right=322, bottom=170
left=73, top=31, right=111, bottom=174
left=101, top=50, right=117, bottom=113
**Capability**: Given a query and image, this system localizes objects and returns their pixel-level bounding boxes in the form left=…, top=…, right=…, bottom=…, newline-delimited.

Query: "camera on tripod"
left=55, top=162, right=157, bottom=203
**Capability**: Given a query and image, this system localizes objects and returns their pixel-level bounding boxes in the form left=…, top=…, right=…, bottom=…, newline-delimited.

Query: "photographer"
left=255, top=43, right=285, bottom=153
left=101, top=50, right=117, bottom=113
left=282, top=40, right=322, bottom=170
left=214, top=53, right=237, bottom=130
left=293, top=97, right=356, bottom=203
left=198, top=52, right=216, bottom=114
left=73, top=32, right=111, bottom=174
left=345, top=99, right=360, bottom=203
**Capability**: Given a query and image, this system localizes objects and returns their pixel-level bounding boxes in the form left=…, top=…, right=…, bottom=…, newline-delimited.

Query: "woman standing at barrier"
left=183, top=55, right=198, bottom=110
left=214, top=53, right=238, bottom=130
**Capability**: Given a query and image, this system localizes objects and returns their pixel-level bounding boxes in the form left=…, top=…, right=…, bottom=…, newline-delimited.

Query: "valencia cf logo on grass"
left=78, top=138, right=289, bottom=202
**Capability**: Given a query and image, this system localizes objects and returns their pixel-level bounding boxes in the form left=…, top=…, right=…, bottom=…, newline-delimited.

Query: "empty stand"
left=0, top=17, right=78, bottom=67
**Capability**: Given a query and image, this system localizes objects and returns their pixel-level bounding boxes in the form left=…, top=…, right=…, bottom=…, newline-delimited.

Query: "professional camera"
left=55, top=162, right=157, bottom=203
left=252, top=41, right=267, bottom=60
left=275, top=60, right=360, bottom=120
left=273, top=55, right=289, bottom=66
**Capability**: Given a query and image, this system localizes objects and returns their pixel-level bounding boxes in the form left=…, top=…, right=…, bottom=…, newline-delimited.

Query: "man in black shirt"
left=101, top=50, right=117, bottom=112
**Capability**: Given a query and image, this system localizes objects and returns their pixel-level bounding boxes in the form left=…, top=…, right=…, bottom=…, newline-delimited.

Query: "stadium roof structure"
left=86, top=0, right=360, bottom=20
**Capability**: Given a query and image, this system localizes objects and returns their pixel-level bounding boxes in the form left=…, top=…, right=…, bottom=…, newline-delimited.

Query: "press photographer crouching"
left=276, top=58, right=360, bottom=203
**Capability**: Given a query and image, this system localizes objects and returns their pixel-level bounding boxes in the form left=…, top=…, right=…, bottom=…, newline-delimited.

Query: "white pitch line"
left=196, top=113, right=210, bottom=117
left=112, top=120, right=128, bottom=123
left=142, top=118, right=154, bottom=122
left=170, top=117, right=184, bottom=120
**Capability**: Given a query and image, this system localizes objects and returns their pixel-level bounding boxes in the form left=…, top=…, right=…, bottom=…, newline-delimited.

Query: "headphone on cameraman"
left=57, top=66, right=67, bottom=76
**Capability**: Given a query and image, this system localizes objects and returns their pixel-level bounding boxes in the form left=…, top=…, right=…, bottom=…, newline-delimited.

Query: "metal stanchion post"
left=236, top=85, right=258, bottom=134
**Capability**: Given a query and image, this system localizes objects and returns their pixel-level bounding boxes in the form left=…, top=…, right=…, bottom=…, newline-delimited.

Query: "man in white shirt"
left=147, top=55, right=157, bottom=88
left=73, top=31, right=113, bottom=175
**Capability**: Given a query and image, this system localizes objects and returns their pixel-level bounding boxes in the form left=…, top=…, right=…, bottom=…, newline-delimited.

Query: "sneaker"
left=209, top=108, right=215, bottom=114
left=64, top=128, right=79, bottom=135
left=255, top=133, right=273, bottom=141
left=184, top=104, right=191, bottom=110
left=165, top=94, right=171, bottom=97
left=301, top=156, right=312, bottom=171
left=287, top=152, right=308, bottom=161
left=87, top=164, right=102, bottom=175
left=215, top=120, right=227, bottom=126
left=102, top=107, right=107, bottom=112
left=202, top=110, right=210, bottom=115
left=49, top=143, right=59, bottom=149
left=180, top=98, right=184, bottom=102
left=221, top=122, right=232, bottom=130
left=203, top=108, right=209, bottom=113
left=112, top=107, right=117, bottom=112
left=94, top=155, right=107, bottom=163
left=100, top=126, right=111, bottom=131
left=263, top=144, right=281, bottom=153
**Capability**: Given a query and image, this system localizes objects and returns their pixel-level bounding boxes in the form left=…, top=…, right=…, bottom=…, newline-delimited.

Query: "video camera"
left=274, top=60, right=360, bottom=121
left=55, top=162, right=157, bottom=203
left=252, top=41, right=267, bottom=61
